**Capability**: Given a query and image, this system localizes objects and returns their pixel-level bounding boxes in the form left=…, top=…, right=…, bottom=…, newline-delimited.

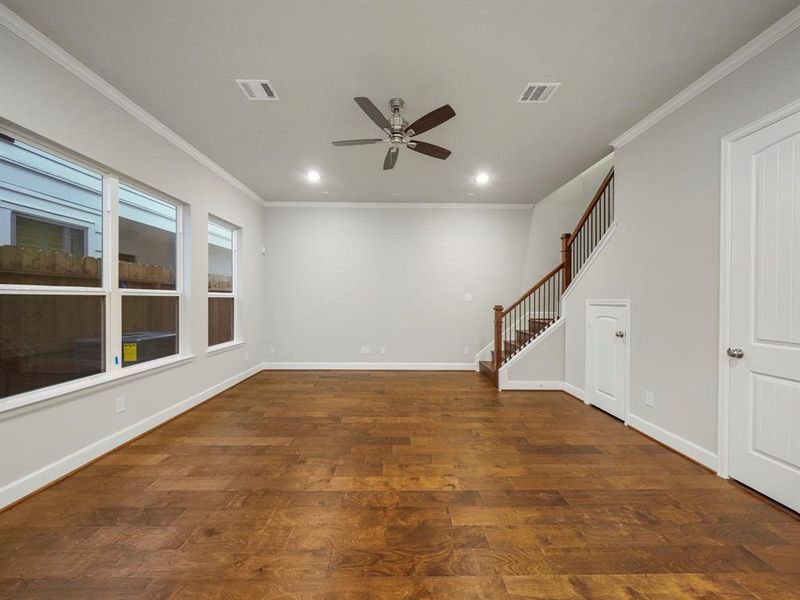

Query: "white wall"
left=520, top=154, right=614, bottom=288
left=264, top=206, right=532, bottom=366
left=0, top=23, right=266, bottom=506
left=563, top=28, right=800, bottom=457
left=502, top=320, right=565, bottom=387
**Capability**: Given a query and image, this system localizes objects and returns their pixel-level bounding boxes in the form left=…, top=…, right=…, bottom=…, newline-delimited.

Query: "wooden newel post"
left=493, top=305, right=504, bottom=373
left=560, top=233, right=572, bottom=293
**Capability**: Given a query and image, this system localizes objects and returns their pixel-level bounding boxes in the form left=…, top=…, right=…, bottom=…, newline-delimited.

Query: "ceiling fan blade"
left=332, top=138, right=384, bottom=146
left=407, top=140, right=451, bottom=160
left=405, top=104, right=456, bottom=137
left=354, top=97, right=390, bottom=131
left=383, top=146, right=399, bottom=170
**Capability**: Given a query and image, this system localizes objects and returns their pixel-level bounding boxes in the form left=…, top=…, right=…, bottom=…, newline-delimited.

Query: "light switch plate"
left=645, top=391, right=655, bottom=407
left=464, top=293, right=473, bottom=302
left=115, top=396, right=126, bottom=414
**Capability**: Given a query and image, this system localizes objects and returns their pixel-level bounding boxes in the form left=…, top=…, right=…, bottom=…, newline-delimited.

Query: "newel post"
left=493, top=305, right=504, bottom=373
left=560, top=233, right=572, bottom=293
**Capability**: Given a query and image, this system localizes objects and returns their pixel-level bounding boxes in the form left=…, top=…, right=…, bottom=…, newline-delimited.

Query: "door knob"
left=727, top=348, right=744, bottom=359
left=615, top=331, right=625, bottom=338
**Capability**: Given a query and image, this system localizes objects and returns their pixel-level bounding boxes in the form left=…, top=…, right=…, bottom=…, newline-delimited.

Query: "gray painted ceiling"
left=3, top=0, right=797, bottom=204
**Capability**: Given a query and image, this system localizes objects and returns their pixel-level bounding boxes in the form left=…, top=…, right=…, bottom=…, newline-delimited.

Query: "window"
left=1, top=136, right=105, bottom=398
left=119, top=184, right=182, bottom=366
left=0, top=131, right=189, bottom=403
left=208, top=219, right=237, bottom=347
left=119, top=184, right=177, bottom=290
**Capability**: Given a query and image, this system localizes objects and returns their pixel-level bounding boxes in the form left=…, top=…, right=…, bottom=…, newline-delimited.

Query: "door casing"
left=717, top=99, right=800, bottom=479
left=584, top=299, right=631, bottom=423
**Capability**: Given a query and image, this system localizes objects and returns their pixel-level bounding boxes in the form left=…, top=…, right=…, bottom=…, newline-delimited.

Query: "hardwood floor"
left=1, top=371, right=799, bottom=599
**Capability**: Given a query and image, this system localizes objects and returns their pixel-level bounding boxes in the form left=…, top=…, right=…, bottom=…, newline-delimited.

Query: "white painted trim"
left=626, top=413, right=718, bottom=471
left=717, top=99, right=800, bottom=479
left=500, top=380, right=564, bottom=391
left=263, top=362, right=474, bottom=371
left=611, top=6, right=800, bottom=148
left=585, top=299, right=631, bottom=420
left=207, top=340, right=246, bottom=357
left=265, top=202, right=533, bottom=210
left=0, top=363, right=266, bottom=509
left=561, top=221, right=617, bottom=301
left=0, top=354, right=196, bottom=415
left=562, top=382, right=585, bottom=401
left=0, top=4, right=266, bottom=207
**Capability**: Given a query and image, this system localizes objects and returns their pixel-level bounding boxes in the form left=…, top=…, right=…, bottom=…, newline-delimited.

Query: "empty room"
left=1, top=1, right=799, bottom=598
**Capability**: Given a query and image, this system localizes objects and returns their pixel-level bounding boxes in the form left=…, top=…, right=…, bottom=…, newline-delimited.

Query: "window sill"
left=207, top=340, right=245, bottom=356
left=0, top=353, right=195, bottom=415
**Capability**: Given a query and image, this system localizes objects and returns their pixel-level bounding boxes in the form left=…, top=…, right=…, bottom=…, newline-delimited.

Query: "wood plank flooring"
left=1, top=371, right=799, bottom=599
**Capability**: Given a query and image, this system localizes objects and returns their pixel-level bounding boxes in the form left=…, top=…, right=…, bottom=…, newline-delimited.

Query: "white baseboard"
left=263, top=362, right=474, bottom=371
left=500, top=380, right=564, bottom=391
left=626, top=412, right=718, bottom=471
left=0, top=363, right=266, bottom=509
left=562, top=382, right=586, bottom=401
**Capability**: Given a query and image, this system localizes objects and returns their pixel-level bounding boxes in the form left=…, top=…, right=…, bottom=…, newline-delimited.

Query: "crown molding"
left=264, top=201, right=533, bottom=209
left=611, top=5, right=800, bottom=149
left=0, top=4, right=267, bottom=207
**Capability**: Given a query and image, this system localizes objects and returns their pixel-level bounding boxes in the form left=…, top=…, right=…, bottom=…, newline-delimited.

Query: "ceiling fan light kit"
left=332, top=97, right=455, bottom=170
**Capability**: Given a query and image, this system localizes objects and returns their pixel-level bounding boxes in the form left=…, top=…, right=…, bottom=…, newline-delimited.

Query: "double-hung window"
left=117, top=184, right=182, bottom=367
left=0, top=136, right=105, bottom=399
left=207, top=218, right=237, bottom=348
left=0, top=131, right=187, bottom=405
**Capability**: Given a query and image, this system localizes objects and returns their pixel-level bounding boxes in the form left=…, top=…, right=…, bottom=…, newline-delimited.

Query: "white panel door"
left=729, top=109, right=800, bottom=513
left=586, top=302, right=628, bottom=420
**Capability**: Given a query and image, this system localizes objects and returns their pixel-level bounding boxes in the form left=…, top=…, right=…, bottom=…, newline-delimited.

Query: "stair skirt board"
left=263, top=362, right=475, bottom=371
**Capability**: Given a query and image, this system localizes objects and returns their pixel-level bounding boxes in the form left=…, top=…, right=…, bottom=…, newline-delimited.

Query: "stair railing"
left=493, top=264, right=563, bottom=374
left=490, top=167, right=614, bottom=377
left=560, top=167, right=614, bottom=291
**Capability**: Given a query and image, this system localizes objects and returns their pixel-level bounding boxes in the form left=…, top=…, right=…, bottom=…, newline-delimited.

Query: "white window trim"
left=0, top=353, right=196, bottom=414
left=207, top=216, right=241, bottom=352
left=115, top=180, right=186, bottom=371
left=0, top=127, right=192, bottom=412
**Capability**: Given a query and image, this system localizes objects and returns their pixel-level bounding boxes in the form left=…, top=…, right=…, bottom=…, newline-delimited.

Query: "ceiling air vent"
left=518, top=83, right=560, bottom=103
left=235, top=79, right=279, bottom=101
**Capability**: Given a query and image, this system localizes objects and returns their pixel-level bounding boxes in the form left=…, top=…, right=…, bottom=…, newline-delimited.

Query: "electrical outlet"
left=115, top=396, right=126, bottom=414
left=464, top=293, right=473, bottom=302
left=645, top=390, right=655, bottom=407
left=245, top=351, right=249, bottom=361
left=269, top=346, right=275, bottom=354
left=463, top=346, right=470, bottom=356
left=380, top=346, right=386, bottom=355
left=360, top=346, right=372, bottom=355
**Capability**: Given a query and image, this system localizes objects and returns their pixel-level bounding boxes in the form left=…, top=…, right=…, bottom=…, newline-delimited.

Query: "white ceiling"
left=3, top=0, right=796, bottom=204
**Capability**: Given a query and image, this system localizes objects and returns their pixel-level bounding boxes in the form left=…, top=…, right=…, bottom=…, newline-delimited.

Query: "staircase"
left=481, top=168, right=615, bottom=387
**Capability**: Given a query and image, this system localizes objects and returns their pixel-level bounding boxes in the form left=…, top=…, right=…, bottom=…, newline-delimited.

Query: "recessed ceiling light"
left=475, top=172, right=490, bottom=185
left=306, top=169, right=321, bottom=183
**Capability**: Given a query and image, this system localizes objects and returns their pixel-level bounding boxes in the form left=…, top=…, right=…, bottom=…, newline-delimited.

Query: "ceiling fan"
left=332, top=97, right=455, bottom=170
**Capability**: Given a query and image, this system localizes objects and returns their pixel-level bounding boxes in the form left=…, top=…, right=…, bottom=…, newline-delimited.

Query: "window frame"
left=116, top=179, right=185, bottom=369
left=207, top=215, right=241, bottom=352
left=0, top=126, right=193, bottom=413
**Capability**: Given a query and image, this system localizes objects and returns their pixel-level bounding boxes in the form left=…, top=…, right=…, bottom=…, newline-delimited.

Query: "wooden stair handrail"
left=566, top=167, right=614, bottom=246
left=502, top=262, right=564, bottom=317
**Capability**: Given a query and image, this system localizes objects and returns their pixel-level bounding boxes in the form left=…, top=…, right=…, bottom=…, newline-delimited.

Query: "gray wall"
left=520, top=153, right=614, bottom=289
left=563, top=28, right=800, bottom=455
left=264, top=206, right=532, bottom=365
left=0, top=23, right=266, bottom=506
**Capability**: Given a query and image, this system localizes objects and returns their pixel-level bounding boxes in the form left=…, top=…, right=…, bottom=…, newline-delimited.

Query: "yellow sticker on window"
left=123, top=343, right=137, bottom=363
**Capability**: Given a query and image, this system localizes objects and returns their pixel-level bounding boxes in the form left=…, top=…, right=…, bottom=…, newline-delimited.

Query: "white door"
left=728, top=109, right=800, bottom=513
left=586, top=301, right=628, bottom=420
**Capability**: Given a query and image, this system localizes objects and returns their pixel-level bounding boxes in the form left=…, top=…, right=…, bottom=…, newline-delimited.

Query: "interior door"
left=729, top=109, right=800, bottom=513
left=586, top=302, right=628, bottom=420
